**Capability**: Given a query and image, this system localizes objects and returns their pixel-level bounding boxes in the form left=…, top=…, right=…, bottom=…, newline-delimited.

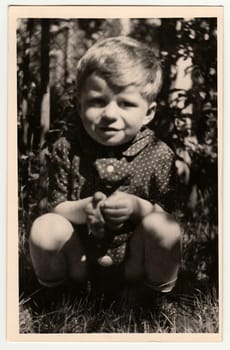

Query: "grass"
left=19, top=285, right=219, bottom=333
left=18, top=213, right=219, bottom=334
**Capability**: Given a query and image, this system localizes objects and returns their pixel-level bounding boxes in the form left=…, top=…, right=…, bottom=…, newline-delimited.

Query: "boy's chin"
left=96, top=138, right=128, bottom=147
left=94, top=134, right=133, bottom=147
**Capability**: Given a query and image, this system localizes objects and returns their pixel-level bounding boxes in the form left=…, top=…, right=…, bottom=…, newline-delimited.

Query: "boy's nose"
left=101, top=102, right=118, bottom=121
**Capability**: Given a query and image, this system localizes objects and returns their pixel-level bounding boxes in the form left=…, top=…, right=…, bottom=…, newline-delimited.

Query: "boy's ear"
left=142, top=102, right=157, bottom=126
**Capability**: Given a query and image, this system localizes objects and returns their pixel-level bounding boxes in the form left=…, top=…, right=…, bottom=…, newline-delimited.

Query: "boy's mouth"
left=99, top=126, right=120, bottom=133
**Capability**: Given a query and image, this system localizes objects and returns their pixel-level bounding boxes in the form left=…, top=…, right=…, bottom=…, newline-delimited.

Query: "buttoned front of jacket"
left=48, top=123, right=177, bottom=265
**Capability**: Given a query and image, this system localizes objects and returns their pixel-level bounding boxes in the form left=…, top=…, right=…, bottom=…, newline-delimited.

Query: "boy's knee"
left=141, top=212, right=181, bottom=250
left=30, top=213, right=74, bottom=252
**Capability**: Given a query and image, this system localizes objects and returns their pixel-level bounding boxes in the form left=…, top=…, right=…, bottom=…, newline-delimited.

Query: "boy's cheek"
left=83, top=107, right=99, bottom=119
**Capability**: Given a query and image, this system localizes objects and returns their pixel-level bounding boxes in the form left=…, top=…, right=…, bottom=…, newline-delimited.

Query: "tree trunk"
left=40, top=19, right=50, bottom=147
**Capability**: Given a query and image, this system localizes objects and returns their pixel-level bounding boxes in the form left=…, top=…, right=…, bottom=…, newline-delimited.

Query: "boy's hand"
left=85, top=192, right=107, bottom=238
left=101, top=191, right=139, bottom=230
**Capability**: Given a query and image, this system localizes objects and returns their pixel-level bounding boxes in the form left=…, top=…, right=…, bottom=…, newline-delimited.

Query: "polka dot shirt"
left=48, top=123, right=177, bottom=265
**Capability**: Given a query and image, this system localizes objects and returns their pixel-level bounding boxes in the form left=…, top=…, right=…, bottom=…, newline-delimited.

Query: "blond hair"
left=76, top=36, right=162, bottom=103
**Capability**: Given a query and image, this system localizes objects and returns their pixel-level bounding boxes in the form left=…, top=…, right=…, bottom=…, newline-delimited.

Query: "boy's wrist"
left=130, top=195, right=155, bottom=222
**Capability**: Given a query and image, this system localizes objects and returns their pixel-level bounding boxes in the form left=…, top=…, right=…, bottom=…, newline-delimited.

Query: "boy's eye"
left=87, top=98, right=105, bottom=107
left=119, top=100, right=137, bottom=108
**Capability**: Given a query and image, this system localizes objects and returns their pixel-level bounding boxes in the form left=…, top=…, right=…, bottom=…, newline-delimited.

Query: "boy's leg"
left=29, top=213, right=87, bottom=287
left=123, top=228, right=145, bottom=282
left=124, top=212, right=181, bottom=293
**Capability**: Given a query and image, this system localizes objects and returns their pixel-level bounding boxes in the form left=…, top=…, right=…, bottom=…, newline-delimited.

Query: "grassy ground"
left=19, top=213, right=219, bottom=334
left=19, top=285, right=218, bottom=333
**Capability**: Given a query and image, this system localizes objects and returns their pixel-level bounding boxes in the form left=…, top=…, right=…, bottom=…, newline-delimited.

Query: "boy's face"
left=79, top=73, right=156, bottom=147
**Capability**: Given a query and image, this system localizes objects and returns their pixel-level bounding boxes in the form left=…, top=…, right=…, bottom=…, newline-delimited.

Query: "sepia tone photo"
left=8, top=6, right=223, bottom=341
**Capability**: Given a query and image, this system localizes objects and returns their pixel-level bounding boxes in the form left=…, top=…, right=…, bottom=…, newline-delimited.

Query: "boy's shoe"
left=29, top=279, right=88, bottom=312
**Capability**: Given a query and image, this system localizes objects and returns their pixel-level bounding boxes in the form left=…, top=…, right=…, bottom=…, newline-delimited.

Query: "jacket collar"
left=122, top=128, right=154, bottom=157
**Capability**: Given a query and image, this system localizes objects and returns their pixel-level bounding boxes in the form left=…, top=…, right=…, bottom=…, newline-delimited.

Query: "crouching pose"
left=29, top=36, right=182, bottom=297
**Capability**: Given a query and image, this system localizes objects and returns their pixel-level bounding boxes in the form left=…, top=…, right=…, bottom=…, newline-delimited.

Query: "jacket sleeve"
left=150, top=144, right=178, bottom=213
left=48, top=137, right=72, bottom=210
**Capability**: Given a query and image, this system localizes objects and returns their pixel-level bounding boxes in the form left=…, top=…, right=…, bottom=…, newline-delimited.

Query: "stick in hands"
left=85, top=191, right=107, bottom=238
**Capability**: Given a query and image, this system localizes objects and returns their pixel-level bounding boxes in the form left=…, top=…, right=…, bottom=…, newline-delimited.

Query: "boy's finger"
left=85, top=206, right=94, bottom=214
left=105, top=216, right=127, bottom=224
left=102, top=200, right=126, bottom=209
left=103, top=212, right=128, bottom=221
left=102, top=207, right=129, bottom=216
left=93, top=191, right=107, bottom=205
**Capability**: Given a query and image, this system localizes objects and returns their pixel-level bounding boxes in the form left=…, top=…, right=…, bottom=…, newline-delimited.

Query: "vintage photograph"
left=9, top=6, right=222, bottom=339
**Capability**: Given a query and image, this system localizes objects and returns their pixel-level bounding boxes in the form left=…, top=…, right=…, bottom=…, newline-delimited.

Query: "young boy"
left=29, top=36, right=181, bottom=296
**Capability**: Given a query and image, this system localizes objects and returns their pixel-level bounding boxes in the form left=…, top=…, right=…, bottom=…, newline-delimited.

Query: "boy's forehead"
left=85, top=73, right=107, bottom=89
left=83, top=72, right=142, bottom=94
